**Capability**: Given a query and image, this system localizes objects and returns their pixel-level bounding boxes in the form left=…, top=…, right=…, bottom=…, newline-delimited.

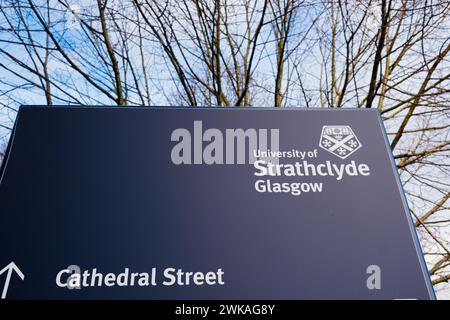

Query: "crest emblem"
left=319, top=126, right=361, bottom=159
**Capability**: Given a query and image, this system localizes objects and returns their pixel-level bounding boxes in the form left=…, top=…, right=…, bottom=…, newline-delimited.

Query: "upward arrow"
left=0, top=262, right=25, bottom=299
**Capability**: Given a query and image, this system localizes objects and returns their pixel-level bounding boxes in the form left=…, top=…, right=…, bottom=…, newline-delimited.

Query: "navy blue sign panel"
left=0, top=106, right=435, bottom=300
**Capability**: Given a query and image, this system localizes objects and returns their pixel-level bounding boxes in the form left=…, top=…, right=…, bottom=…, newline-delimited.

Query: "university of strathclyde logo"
left=319, top=125, right=361, bottom=159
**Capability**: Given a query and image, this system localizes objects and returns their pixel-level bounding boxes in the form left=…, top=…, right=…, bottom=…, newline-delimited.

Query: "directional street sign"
left=0, top=106, right=435, bottom=299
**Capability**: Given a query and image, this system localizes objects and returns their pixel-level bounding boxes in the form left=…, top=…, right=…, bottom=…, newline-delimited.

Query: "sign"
left=0, top=106, right=435, bottom=299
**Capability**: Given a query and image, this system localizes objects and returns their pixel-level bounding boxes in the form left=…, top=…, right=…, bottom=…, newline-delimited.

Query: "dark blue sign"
left=0, top=106, right=435, bottom=299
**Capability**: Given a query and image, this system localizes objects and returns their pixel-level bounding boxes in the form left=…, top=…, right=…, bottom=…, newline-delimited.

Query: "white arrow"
left=0, top=261, right=25, bottom=299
